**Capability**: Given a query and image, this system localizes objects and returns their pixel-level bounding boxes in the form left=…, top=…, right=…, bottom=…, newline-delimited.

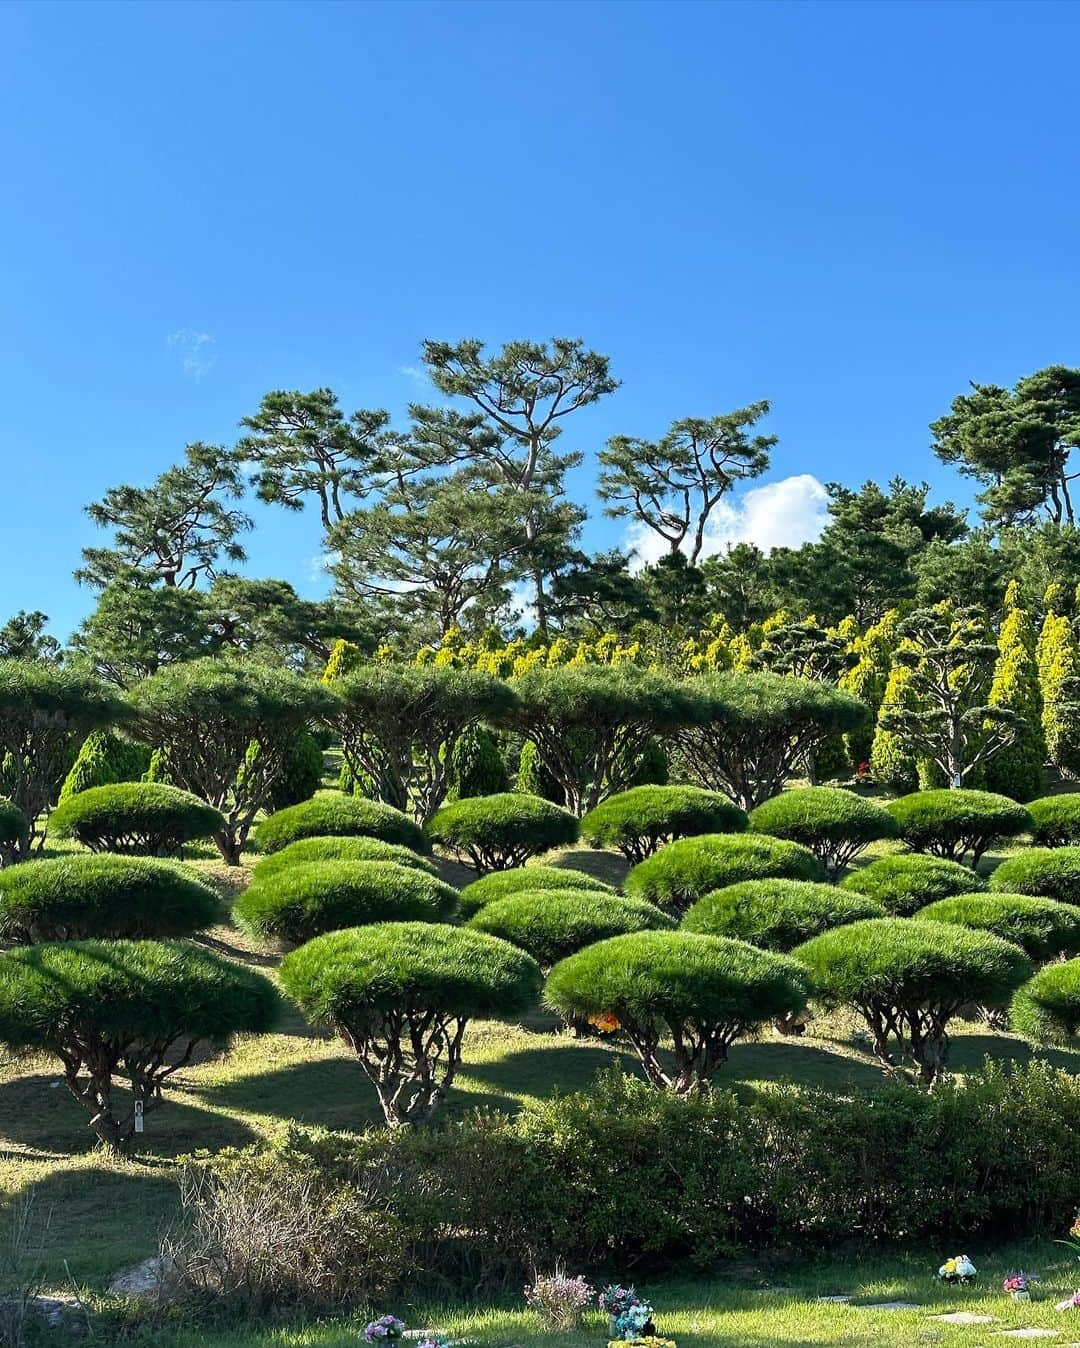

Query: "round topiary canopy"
left=748, top=786, right=898, bottom=877
left=1027, top=795, right=1080, bottom=848
left=989, top=847, right=1080, bottom=905
left=841, top=853, right=987, bottom=917
left=885, top=789, right=1032, bottom=865
left=251, top=835, right=439, bottom=883
left=624, top=832, right=823, bottom=913
left=458, top=865, right=615, bottom=918
left=49, top=782, right=224, bottom=854
left=1011, top=958, right=1080, bottom=1044
left=468, top=889, right=674, bottom=966
left=254, top=793, right=428, bottom=855
left=427, top=792, right=579, bottom=872
left=580, top=785, right=747, bottom=862
left=682, top=879, right=884, bottom=952
left=917, top=893, right=1080, bottom=963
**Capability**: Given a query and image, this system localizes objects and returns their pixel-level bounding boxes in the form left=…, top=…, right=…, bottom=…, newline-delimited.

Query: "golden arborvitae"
left=321, top=639, right=364, bottom=684
left=1037, top=608, right=1080, bottom=777
left=982, top=582, right=1045, bottom=800
left=869, top=644, right=918, bottom=792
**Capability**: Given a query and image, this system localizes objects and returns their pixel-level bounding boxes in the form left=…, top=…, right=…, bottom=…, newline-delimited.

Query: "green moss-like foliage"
left=0, top=854, right=220, bottom=942
left=255, top=793, right=427, bottom=855
left=989, top=847, right=1080, bottom=905
left=448, top=725, right=510, bottom=799
left=235, top=861, right=459, bottom=946
left=428, top=793, right=579, bottom=874
left=624, top=833, right=823, bottom=914
left=580, top=785, right=747, bottom=863
left=748, top=787, right=899, bottom=877
left=251, top=835, right=439, bottom=883
left=1011, top=959, right=1080, bottom=1044
left=469, top=889, right=674, bottom=967
left=269, top=730, right=325, bottom=812
left=59, top=730, right=152, bottom=802
left=49, top=782, right=225, bottom=855
left=917, top=893, right=1080, bottom=963
left=0, top=797, right=28, bottom=861
left=886, top=789, right=1032, bottom=865
left=841, top=853, right=988, bottom=917
left=458, top=865, right=615, bottom=919
left=682, top=880, right=884, bottom=952
left=1027, top=794, right=1080, bottom=847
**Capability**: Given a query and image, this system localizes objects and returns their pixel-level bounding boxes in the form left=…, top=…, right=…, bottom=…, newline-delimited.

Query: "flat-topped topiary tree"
left=427, top=792, right=578, bottom=874
left=917, top=893, right=1080, bottom=964
left=580, top=785, right=747, bottom=863
left=458, top=865, right=615, bottom=919
left=0, top=854, right=221, bottom=943
left=1011, top=959, right=1080, bottom=1045
left=0, top=940, right=278, bottom=1149
left=545, top=930, right=812, bottom=1093
left=794, top=918, right=1031, bottom=1085
left=48, top=782, right=225, bottom=856
left=749, top=786, right=899, bottom=878
left=682, top=880, right=884, bottom=952
left=1027, top=795, right=1080, bottom=848
left=280, top=922, right=542, bottom=1126
left=886, top=789, right=1032, bottom=867
left=989, top=847, right=1080, bottom=905
left=234, top=860, right=459, bottom=947
left=251, top=835, right=439, bottom=884
left=469, top=889, right=674, bottom=968
left=624, top=833, right=823, bottom=914
left=0, top=799, right=28, bottom=867
left=840, top=853, right=987, bottom=917
left=254, top=793, right=427, bottom=856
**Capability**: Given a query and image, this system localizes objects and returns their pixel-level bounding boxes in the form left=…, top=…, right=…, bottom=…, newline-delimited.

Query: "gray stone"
left=816, top=1295, right=853, bottom=1304
left=857, top=1301, right=921, bottom=1311
left=107, top=1254, right=177, bottom=1298
left=754, top=1286, right=799, bottom=1296
left=933, top=1312, right=1000, bottom=1324
left=0, top=1294, right=87, bottom=1336
left=994, top=1331, right=1060, bottom=1340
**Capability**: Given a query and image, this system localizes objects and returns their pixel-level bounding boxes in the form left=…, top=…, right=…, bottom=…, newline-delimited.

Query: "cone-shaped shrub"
left=280, top=922, right=541, bottom=1125
left=427, top=793, right=579, bottom=874
left=0, top=854, right=220, bottom=943
left=624, top=833, right=823, bottom=914
left=0, top=939, right=278, bottom=1149
left=989, top=847, right=1080, bottom=905
left=794, top=918, right=1031, bottom=1084
left=458, top=865, right=615, bottom=919
left=49, top=782, right=225, bottom=856
left=235, top=861, right=459, bottom=947
left=580, top=785, right=747, bottom=863
left=545, top=930, right=812, bottom=1092
left=469, top=889, right=674, bottom=967
left=682, top=880, right=883, bottom=952
left=841, top=854, right=988, bottom=917
left=251, top=835, right=439, bottom=884
left=917, top=893, right=1080, bottom=963
left=749, top=787, right=899, bottom=878
left=1011, top=959, right=1080, bottom=1044
left=0, top=799, right=27, bottom=865
left=255, top=793, right=427, bottom=855
left=886, top=789, right=1032, bottom=866
left=1027, top=795, right=1080, bottom=847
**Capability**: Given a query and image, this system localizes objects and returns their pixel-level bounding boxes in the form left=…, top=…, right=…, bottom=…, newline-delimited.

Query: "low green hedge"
left=1027, top=795, right=1080, bottom=847
left=748, top=787, right=898, bottom=877
left=579, top=785, right=747, bottom=862
left=427, top=793, right=579, bottom=873
left=886, top=789, right=1032, bottom=865
left=682, top=880, right=883, bottom=952
left=917, top=893, right=1080, bottom=963
left=457, top=866, right=615, bottom=919
left=624, top=833, right=823, bottom=913
left=841, top=854, right=987, bottom=917
left=251, top=836, right=439, bottom=884
left=989, top=847, right=1080, bottom=905
left=49, top=782, right=224, bottom=855
left=468, top=890, right=673, bottom=966
left=254, top=794, right=427, bottom=855
left=1012, top=959, right=1080, bottom=1044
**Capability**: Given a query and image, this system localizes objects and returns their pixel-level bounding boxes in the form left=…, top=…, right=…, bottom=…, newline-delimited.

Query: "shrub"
left=48, top=782, right=224, bottom=855
left=235, top=861, right=459, bottom=946
left=989, top=847, right=1080, bottom=905
left=0, top=854, right=221, bottom=942
left=1012, top=960, right=1080, bottom=1044
left=795, top=918, right=1032, bottom=1084
left=280, top=922, right=541, bottom=1125
left=545, top=931, right=811, bottom=1092
left=886, top=789, right=1032, bottom=865
left=428, top=793, right=579, bottom=874
left=268, top=730, right=325, bottom=812
left=917, top=893, right=1080, bottom=964
left=448, top=725, right=510, bottom=799
left=251, top=836, right=439, bottom=884
left=682, top=880, right=884, bottom=952
left=458, top=866, right=615, bottom=919
left=0, top=798, right=27, bottom=866
left=580, top=785, right=747, bottom=863
left=59, top=729, right=152, bottom=801
left=255, top=793, right=427, bottom=855
left=469, top=890, right=674, bottom=967
left=748, top=786, right=899, bottom=878
left=0, top=939, right=278, bottom=1149
left=623, top=833, right=823, bottom=914
left=1027, top=794, right=1080, bottom=847
left=840, top=854, right=988, bottom=917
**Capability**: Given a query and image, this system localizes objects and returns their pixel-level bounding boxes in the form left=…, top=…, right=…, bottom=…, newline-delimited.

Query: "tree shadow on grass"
left=947, top=1032, right=1080, bottom=1074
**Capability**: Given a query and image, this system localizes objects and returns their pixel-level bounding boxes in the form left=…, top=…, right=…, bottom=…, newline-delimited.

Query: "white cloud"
left=625, top=474, right=829, bottom=570
left=167, top=329, right=216, bottom=379
left=399, top=364, right=429, bottom=390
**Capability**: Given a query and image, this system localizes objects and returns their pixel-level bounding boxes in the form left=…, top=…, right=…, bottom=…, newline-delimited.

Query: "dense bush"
left=458, top=865, right=615, bottom=919
left=580, top=785, right=747, bottom=863
left=1012, top=960, right=1080, bottom=1044
left=251, top=835, right=439, bottom=883
left=748, top=787, right=899, bottom=877
left=546, top=931, right=811, bottom=1091
left=255, top=793, right=427, bottom=855
left=682, top=880, right=883, bottom=952
left=280, top=922, right=541, bottom=1125
left=917, top=893, right=1080, bottom=963
left=886, top=789, right=1032, bottom=865
left=624, top=833, right=823, bottom=914
left=840, top=853, right=987, bottom=917
left=0, top=854, right=220, bottom=943
left=427, top=793, right=579, bottom=873
left=0, top=798, right=27, bottom=865
left=235, top=860, right=459, bottom=946
left=268, top=730, right=325, bottom=812
left=989, top=847, right=1080, bottom=904
left=469, top=890, right=673, bottom=967
left=48, top=782, right=225, bottom=855
left=1027, top=794, right=1080, bottom=847
left=59, top=729, right=152, bottom=801
left=447, top=724, right=510, bottom=799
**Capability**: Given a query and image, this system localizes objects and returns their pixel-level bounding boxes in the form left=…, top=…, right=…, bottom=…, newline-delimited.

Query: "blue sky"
left=2, top=0, right=1078, bottom=640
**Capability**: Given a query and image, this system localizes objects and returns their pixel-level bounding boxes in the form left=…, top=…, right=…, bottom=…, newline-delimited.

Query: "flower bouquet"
left=364, top=1318, right=406, bottom=1345
left=1003, top=1272, right=1037, bottom=1303
left=937, top=1255, right=977, bottom=1286
left=599, top=1286, right=658, bottom=1342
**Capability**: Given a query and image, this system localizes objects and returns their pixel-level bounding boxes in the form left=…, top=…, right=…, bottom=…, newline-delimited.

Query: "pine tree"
left=981, top=582, right=1046, bottom=799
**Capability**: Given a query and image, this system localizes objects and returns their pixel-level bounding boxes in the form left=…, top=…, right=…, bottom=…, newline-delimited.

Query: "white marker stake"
left=134, top=1100, right=145, bottom=1134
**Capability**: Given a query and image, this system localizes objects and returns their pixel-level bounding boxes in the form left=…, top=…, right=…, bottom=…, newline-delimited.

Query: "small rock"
left=858, top=1301, right=921, bottom=1311
left=816, top=1295, right=853, bottom=1304
left=933, top=1312, right=1000, bottom=1324
left=107, top=1254, right=177, bottom=1298
left=754, top=1286, right=799, bottom=1296
left=995, top=1332, right=1060, bottom=1340
left=0, top=1294, right=87, bottom=1336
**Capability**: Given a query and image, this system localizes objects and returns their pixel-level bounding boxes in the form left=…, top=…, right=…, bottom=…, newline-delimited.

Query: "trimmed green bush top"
left=841, top=854, right=987, bottom=917
left=682, top=880, right=884, bottom=952
left=254, top=793, right=427, bottom=855
left=989, top=847, right=1080, bottom=905
left=427, top=792, right=579, bottom=873
left=748, top=787, right=899, bottom=877
left=1027, top=794, right=1080, bottom=847
left=624, top=832, right=823, bottom=914
left=1012, top=959, right=1080, bottom=1044
left=468, top=890, right=674, bottom=966
left=280, top=921, right=543, bottom=1023
left=234, top=861, right=459, bottom=946
left=49, top=782, right=224, bottom=855
left=457, top=865, right=615, bottom=919
left=251, top=835, right=439, bottom=884
left=917, top=893, right=1080, bottom=963
left=0, top=798, right=27, bottom=846
left=886, top=789, right=1032, bottom=865
left=580, top=785, right=747, bottom=862
left=0, top=854, right=220, bottom=943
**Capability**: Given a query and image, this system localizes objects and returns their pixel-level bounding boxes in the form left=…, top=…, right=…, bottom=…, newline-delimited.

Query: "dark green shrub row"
left=428, top=793, right=578, bottom=873
left=251, top=836, right=439, bottom=883
left=580, top=785, right=747, bottom=862
left=624, top=833, right=822, bottom=913
left=255, top=794, right=427, bottom=855
left=49, top=782, right=225, bottom=855
left=458, top=865, right=614, bottom=919
left=841, top=853, right=986, bottom=916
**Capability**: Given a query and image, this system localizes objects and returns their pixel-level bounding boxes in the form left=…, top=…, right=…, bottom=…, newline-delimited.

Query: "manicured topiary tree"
left=0, top=940, right=278, bottom=1149
left=794, top=918, right=1031, bottom=1084
left=458, top=865, right=615, bottom=919
left=48, top=783, right=225, bottom=856
left=682, top=880, right=884, bottom=952
left=624, top=833, right=823, bottom=914
left=886, top=789, right=1032, bottom=866
left=447, top=724, right=510, bottom=800
left=989, top=847, right=1080, bottom=905
left=1011, top=959, right=1080, bottom=1044
left=840, top=853, right=988, bottom=917
left=235, top=860, right=459, bottom=946
left=917, top=893, right=1080, bottom=963
left=427, top=793, right=578, bottom=874
left=545, top=931, right=812, bottom=1092
left=469, top=890, right=674, bottom=968
left=749, top=786, right=899, bottom=878
left=280, top=922, right=542, bottom=1125
left=0, top=855, right=220, bottom=942
left=254, top=793, right=427, bottom=855
left=0, top=798, right=28, bottom=867
left=1027, top=795, right=1080, bottom=847
left=268, top=730, right=325, bottom=812
left=580, top=785, right=747, bottom=863
left=251, top=835, right=439, bottom=884
left=59, top=729, right=152, bottom=802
